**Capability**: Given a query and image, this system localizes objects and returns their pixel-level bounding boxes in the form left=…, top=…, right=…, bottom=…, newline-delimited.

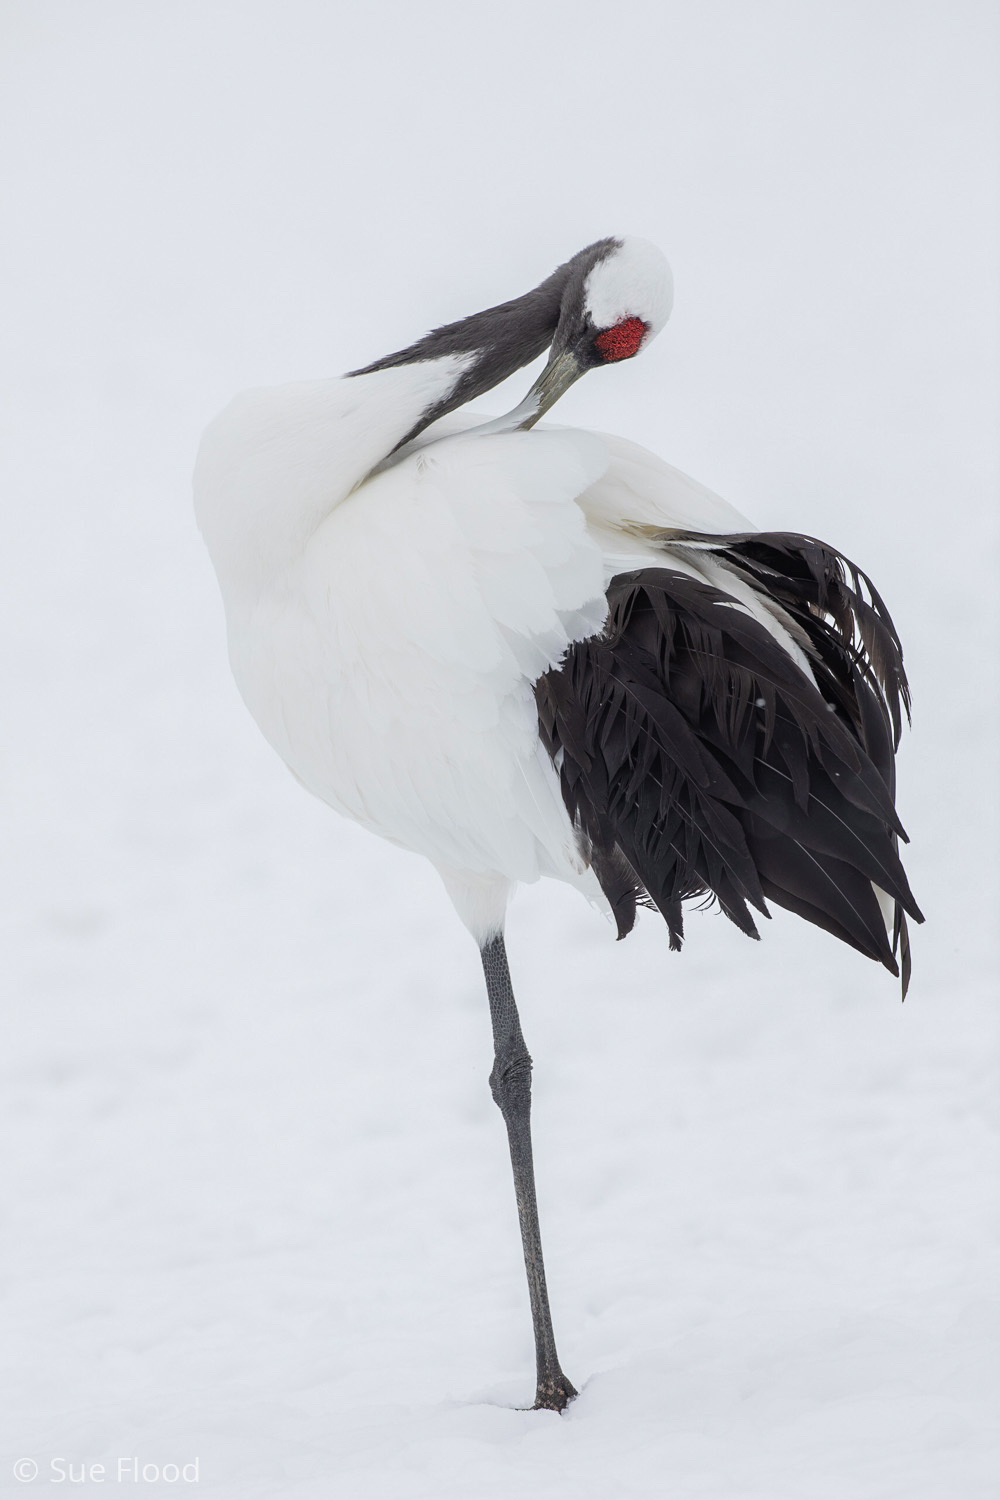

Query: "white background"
left=1, top=3, right=997, bottom=1496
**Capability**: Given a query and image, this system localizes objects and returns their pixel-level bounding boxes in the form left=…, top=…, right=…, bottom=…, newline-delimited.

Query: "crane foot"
left=533, top=1374, right=578, bottom=1413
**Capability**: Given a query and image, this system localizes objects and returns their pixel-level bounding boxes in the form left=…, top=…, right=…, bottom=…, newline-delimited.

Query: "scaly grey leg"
left=481, top=933, right=577, bottom=1412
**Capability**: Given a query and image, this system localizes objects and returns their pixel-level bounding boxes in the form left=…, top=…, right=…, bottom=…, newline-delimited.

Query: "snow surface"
left=1, top=3, right=998, bottom=1496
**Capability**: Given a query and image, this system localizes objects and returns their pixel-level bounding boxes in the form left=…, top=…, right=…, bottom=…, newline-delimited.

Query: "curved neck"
left=348, top=239, right=617, bottom=453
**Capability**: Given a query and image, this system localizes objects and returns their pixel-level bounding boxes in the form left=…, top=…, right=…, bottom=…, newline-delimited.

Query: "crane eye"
left=593, top=316, right=648, bottom=362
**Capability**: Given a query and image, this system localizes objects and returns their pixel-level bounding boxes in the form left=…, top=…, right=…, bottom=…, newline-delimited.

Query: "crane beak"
left=514, top=349, right=585, bottom=430
left=466, top=348, right=585, bottom=440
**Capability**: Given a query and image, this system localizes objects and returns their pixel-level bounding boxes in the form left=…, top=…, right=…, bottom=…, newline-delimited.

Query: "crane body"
left=195, top=238, right=921, bottom=1410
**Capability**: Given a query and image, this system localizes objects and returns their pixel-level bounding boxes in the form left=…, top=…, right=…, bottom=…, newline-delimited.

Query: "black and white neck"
left=350, top=236, right=674, bottom=456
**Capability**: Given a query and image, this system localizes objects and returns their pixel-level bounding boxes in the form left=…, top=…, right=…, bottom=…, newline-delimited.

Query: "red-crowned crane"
left=194, top=237, right=921, bottom=1411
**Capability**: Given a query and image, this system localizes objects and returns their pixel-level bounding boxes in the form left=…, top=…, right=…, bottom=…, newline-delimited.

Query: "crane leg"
left=480, top=934, right=577, bottom=1412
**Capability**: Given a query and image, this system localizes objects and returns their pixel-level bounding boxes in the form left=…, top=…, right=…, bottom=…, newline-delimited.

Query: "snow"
left=1, top=3, right=997, bottom=1496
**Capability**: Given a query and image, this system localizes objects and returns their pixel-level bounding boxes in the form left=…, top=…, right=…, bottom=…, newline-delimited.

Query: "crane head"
left=515, top=236, right=673, bottom=428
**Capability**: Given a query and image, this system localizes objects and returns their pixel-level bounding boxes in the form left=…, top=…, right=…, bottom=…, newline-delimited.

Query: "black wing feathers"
left=535, top=533, right=922, bottom=993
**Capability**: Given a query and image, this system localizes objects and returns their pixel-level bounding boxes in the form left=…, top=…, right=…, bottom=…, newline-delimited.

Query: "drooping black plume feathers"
left=535, top=543, right=922, bottom=993
left=657, top=529, right=912, bottom=748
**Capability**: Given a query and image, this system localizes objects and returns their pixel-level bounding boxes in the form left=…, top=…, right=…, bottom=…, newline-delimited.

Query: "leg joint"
left=489, top=1045, right=532, bottom=1114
